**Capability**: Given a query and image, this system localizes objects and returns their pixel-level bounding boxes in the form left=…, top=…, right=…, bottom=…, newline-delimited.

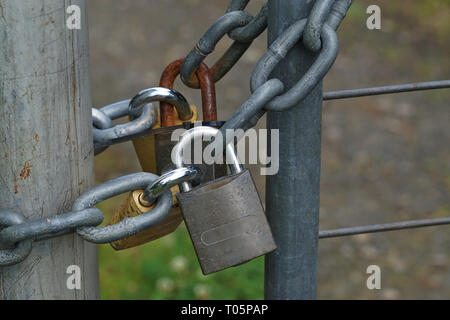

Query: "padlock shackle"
left=142, top=166, right=202, bottom=204
left=196, top=63, right=218, bottom=122
left=160, top=59, right=217, bottom=127
left=128, top=87, right=192, bottom=121
left=172, top=126, right=243, bottom=192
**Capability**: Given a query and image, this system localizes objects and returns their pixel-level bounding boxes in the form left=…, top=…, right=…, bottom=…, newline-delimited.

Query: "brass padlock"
left=109, top=190, right=178, bottom=250
left=109, top=167, right=201, bottom=250
left=108, top=87, right=196, bottom=250
left=173, top=126, right=277, bottom=275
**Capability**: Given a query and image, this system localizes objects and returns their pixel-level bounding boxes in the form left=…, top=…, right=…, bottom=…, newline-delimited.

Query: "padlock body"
left=177, top=169, right=276, bottom=275
left=156, top=133, right=227, bottom=181
left=114, top=105, right=199, bottom=249
left=109, top=189, right=182, bottom=250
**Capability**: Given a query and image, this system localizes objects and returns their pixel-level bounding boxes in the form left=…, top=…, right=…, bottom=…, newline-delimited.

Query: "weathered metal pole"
left=0, top=1, right=98, bottom=299
left=265, top=0, right=321, bottom=299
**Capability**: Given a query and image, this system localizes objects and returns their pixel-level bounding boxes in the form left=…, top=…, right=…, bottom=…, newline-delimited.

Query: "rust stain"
left=44, top=15, right=56, bottom=26
left=34, top=134, right=39, bottom=143
left=65, top=124, right=71, bottom=146
left=3, top=153, right=7, bottom=159
left=14, top=184, right=18, bottom=194
left=159, top=59, right=216, bottom=125
left=19, top=161, right=32, bottom=180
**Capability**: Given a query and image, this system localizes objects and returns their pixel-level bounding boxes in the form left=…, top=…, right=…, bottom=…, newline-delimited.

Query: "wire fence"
left=320, top=79, right=450, bottom=239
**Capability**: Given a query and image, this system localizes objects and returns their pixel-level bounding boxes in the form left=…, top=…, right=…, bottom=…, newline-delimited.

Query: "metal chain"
left=303, top=0, right=335, bottom=52
left=180, top=3, right=269, bottom=88
left=0, top=0, right=355, bottom=266
left=0, top=171, right=198, bottom=265
left=214, top=0, right=352, bottom=137
left=73, top=173, right=173, bottom=244
left=3, top=0, right=449, bottom=268
left=92, top=1, right=351, bottom=154
left=0, top=211, right=32, bottom=266
left=92, top=87, right=193, bottom=155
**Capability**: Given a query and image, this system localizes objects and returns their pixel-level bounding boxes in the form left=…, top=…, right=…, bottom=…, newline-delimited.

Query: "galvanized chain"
left=92, top=1, right=351, bottom=154
left=92, top=87, right=195, bottom=155
left=2, top=0, right=449, bottom=268
left=0, top=170, right=199, bottom=266
left=218, top=0, right=352, bottom=142
left=1, top=0, right=355, bottom=266
left=1, top=84, right=203, bottom=265
left=180, top=2, right=268, bottom=88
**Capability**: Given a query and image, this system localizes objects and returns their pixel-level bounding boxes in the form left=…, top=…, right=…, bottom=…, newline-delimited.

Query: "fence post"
left=265, top=0, right=321, bottom=299
left=0, top=0, right=98, bottom=299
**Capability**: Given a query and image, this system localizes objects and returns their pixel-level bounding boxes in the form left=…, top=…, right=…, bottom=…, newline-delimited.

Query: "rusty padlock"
left=109, top=61, right=223, bottom=250
left=173, top=126, right=277, bottom=275
left=156, top=59, right=226, bottom=180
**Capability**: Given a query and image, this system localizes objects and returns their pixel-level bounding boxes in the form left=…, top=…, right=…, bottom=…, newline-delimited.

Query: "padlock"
left=109, top=87, right=196, bottom=250
left=109, top=190, right=179, bottom=250
left=173, top=126, right=277, bottom=275
left=130, top=85, right=198, bottom=174
left=132, top=59, right=219, bottom=176
left=109, top=167, right=201, bottom=250
left=156, top=59, right=225, bottom=180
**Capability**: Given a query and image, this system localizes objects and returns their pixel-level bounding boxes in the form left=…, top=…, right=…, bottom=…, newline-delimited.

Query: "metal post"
left=265, top=0, right=321, bottom=299
left=0, top=1, right=99, bottom=299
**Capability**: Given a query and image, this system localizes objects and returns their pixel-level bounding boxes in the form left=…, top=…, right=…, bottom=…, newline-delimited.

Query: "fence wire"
left=320, top=79, right=450, bottom=239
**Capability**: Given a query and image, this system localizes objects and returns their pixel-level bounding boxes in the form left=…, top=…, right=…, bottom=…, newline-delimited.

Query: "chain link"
left=303, top=0, right=335, bottom=52
left=92, top=87, right=193, bottom=155
left=180, top=3, right=269, bottom=88
left=180, top=11, right=254, bottom=88
left=0, top=208, right=103, bottom=245
left=0, top=211, right=32, bottom=266
left=251, top=21, right=339, bottom=111
left=93, top=103, right=157, bottom=155
left=73, top=173, right=173, bottom=244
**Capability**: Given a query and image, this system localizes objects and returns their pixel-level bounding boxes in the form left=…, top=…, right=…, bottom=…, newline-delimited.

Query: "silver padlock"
left=173, top=126, right=277, bottom=275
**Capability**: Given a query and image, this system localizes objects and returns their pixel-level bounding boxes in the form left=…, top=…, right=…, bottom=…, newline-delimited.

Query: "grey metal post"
left=0, top=1, right=99, bottom=299
left=265, top=0, right=321, bottom=299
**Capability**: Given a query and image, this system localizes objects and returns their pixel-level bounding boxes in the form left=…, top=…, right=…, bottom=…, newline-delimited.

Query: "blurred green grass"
left=96, top=195, right=264, bottom=300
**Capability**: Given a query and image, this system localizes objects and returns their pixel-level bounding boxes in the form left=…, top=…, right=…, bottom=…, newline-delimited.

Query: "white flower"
left=170, top=255, right=188, bottom=274
left=156, top=277, right=175, bottom=293
left=194, top=284, right=210, bottom=300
